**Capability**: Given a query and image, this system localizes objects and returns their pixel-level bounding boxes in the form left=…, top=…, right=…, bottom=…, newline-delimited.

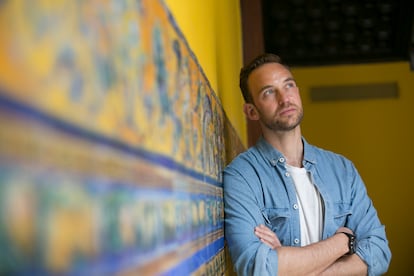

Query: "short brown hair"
left=239, top=53, right=283, bottom=103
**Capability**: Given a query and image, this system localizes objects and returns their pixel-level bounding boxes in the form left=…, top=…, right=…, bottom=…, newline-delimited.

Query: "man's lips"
left=279, top=107, right=296, bottom=116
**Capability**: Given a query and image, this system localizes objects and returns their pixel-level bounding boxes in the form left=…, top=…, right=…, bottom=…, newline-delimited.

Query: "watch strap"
left=338, top=231, right=356, bottom=255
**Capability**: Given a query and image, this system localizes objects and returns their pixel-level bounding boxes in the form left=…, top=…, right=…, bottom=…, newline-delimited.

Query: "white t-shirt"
left=286, top=164, right=323, bottom=246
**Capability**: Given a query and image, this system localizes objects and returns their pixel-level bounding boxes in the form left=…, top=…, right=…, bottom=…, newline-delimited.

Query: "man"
left=223, top=53, right=391, bottom=275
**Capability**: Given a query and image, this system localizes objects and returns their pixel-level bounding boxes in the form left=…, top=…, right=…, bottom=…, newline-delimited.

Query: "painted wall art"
left=0, top=0, right=244, bottom=275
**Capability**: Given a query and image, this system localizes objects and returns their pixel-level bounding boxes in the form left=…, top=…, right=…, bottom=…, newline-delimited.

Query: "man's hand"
left=254, top=224, right=281, bottom=249
left=336, top=226, right=354, bottom=236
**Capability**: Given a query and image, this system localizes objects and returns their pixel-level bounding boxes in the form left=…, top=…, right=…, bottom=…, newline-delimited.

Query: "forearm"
left=276, top=233, right=349, bottom=276
left=320, top=254, right=367, bottom=276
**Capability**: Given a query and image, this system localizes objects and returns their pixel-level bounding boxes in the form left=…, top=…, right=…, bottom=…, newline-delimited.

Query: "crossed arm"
left=254, top=224, right=368, bottom=276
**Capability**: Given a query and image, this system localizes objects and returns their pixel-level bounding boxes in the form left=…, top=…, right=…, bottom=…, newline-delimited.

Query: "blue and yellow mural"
left=0, top=0, right=244, bottom=275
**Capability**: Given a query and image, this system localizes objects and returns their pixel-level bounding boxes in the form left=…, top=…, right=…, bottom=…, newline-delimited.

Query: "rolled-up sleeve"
left=347, top=162, right=392, bottom=276
left=356, top=226, right=390, bottom=276
left=223, top=164, right=278, bottom=276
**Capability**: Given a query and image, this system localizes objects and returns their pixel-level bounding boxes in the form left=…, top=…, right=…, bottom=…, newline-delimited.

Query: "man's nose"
left=277, top=90, right=290, bottom=105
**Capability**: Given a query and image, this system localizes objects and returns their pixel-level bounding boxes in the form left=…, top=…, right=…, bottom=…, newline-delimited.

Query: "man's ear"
left=243, top=103, right=260, bottom=121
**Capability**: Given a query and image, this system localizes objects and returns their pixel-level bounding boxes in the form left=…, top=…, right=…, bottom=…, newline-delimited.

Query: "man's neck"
left=263, top=127, right=304, bottom=167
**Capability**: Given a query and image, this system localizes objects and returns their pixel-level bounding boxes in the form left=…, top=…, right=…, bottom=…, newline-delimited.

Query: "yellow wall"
left=293, top=62, right=414, bottom=275
left=164, top=0, right=246, bottom=146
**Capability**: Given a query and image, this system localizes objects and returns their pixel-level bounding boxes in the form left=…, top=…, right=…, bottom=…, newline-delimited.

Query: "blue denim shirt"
left=223, top=137, right=391, bottom=276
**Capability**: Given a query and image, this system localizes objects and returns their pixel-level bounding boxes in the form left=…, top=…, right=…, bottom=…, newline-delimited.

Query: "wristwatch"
left=339, top=231, right=356, bottom=255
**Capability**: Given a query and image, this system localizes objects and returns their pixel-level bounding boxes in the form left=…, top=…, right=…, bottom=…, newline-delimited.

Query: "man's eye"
left=264, top=89, right=273, bottom=95
left=286, top=82, right=296, bottom=89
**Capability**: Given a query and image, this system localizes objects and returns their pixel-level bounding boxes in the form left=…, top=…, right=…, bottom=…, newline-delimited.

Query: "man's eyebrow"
left=283, top=77, right=296, bottom=83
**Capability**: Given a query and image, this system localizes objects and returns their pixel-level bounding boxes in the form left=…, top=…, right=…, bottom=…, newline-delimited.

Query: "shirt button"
left=293, top=204, right=299, bottom=210
left=294, top=238, right=300, bottom=244
left=279, top=157, right=285, bottom=163
left=271, top=159, right=277, bottom=166
left=285, top=172, right=290, bottom=177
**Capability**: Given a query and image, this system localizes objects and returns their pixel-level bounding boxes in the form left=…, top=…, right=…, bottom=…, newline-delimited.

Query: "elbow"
left=365, top=246, right=392, bottom=276
left=229, top=242, right=278, bottom=276
left=369, top=255, right=391, bottom=276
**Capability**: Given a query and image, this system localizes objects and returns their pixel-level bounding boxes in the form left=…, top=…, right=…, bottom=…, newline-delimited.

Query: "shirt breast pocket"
left=261, top=207, right=290, bottom=245
left=333, top=202, right=352, bottom=227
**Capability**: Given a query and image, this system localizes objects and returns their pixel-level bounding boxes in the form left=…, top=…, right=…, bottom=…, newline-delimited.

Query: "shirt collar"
left=255, top=136, right=317, bottom=166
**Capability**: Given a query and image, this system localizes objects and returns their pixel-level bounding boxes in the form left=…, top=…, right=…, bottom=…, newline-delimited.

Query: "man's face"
left=245, top=62, right=303, bottom=132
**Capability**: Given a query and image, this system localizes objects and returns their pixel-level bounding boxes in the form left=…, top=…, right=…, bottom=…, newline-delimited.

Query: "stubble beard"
left=260, top=106, right=304, bottom=132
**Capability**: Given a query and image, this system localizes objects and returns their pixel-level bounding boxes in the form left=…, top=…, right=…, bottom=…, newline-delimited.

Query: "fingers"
left=336, top=226, right=354, bottom=235
left=255, top=224, right=273, bottom=237
left=254, top=224, right=282, bottom=249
